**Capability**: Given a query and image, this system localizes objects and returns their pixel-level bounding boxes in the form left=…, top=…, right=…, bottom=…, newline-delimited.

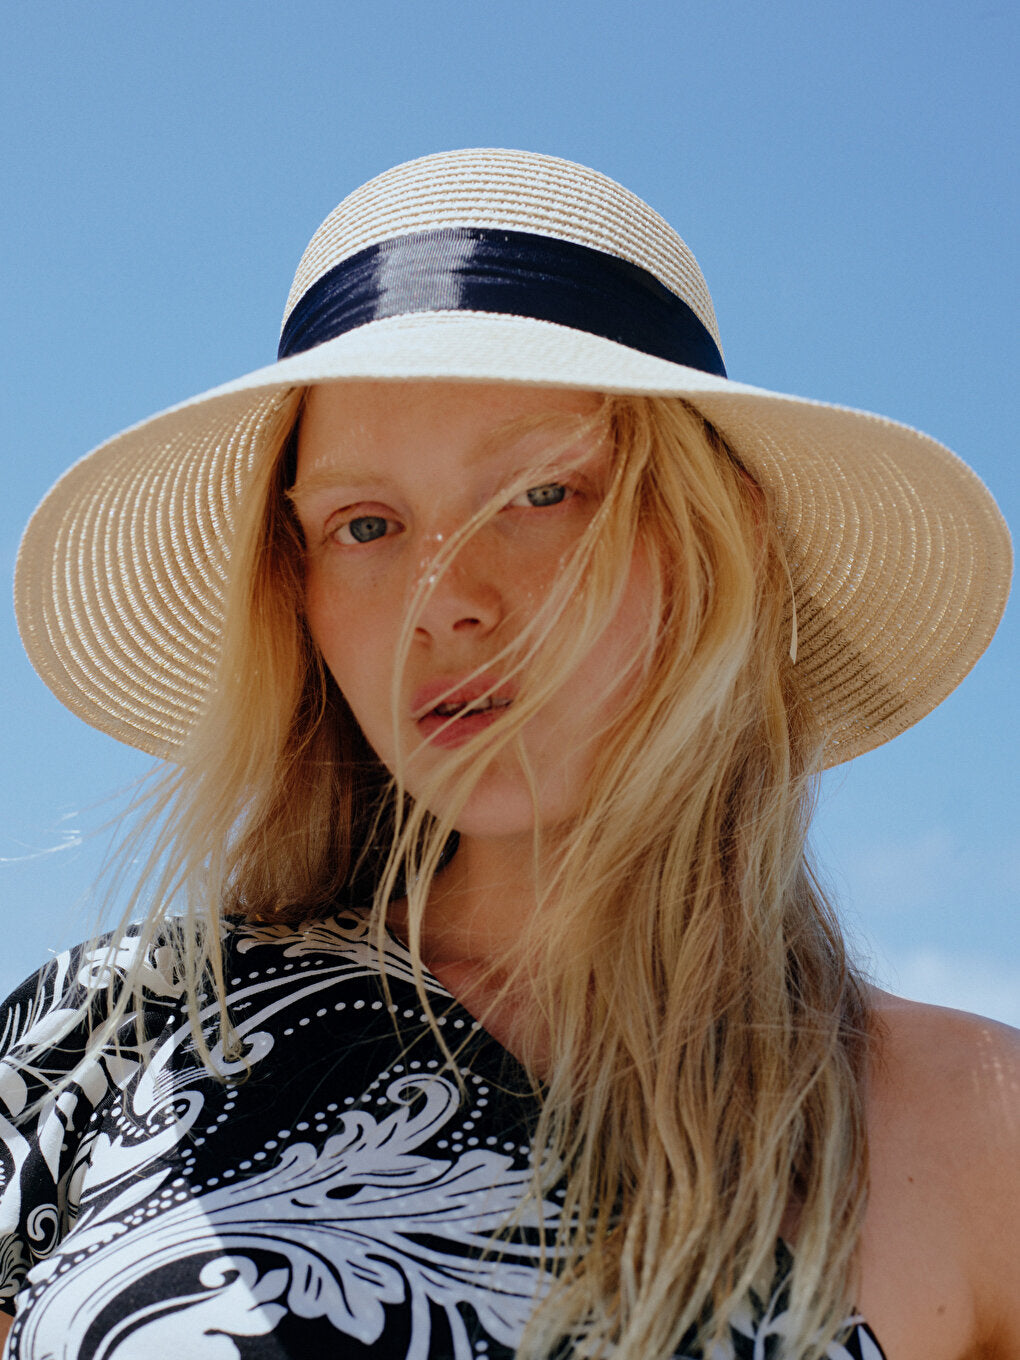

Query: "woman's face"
left=292, top=381, right=653, bottom=842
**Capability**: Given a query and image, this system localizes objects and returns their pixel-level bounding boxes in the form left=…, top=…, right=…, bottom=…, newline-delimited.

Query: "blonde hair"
left=66, top=388, right=869, bottom=1358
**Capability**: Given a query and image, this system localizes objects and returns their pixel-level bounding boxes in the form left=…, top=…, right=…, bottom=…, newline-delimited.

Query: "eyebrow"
left=286, top=464, right=393, bottom=504
left=286, top=410, right=605, bottom=505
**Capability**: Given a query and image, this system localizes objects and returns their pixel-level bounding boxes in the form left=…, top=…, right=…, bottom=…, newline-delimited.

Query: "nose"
left=412, top=530, right=505, bottom=641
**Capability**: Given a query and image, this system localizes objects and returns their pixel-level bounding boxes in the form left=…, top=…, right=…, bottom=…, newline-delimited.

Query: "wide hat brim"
left=15, top=309, right=1012, bottom=767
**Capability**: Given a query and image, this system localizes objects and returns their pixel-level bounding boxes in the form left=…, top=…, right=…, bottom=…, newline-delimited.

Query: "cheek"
left=302, top=569, right=341, bottom=671
left=595, top=555, right=657, bottom=695
left=303, top=569, right=381, bottom=711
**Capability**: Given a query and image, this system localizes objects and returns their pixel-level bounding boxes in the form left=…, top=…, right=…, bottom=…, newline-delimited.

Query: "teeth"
left=432, top=696, right=512, bottom=717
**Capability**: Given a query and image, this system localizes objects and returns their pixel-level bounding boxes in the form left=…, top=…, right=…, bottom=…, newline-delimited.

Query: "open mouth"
left=430, top=695, right=513, bottom=718
left=414, top=682, right=515, bottom=748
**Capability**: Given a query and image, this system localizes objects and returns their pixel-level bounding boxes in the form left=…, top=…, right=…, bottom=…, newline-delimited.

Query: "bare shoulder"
left=862, top=989, right=1019, bottom=1359
left=868, top=988, right=1018, bottom=1148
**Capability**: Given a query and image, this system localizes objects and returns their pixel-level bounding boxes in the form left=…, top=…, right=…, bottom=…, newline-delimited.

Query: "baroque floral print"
left=0, top=915, right=884, bottom=1360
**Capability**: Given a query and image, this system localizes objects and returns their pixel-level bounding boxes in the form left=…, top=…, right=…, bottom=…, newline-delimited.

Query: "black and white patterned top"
left=0, top=911, right=885, bottom=1359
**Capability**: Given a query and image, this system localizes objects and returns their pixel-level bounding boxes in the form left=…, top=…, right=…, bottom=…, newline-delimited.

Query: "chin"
left=451, top=807, right=542, bottom=842
left=424, top=765, right=574, bottom=843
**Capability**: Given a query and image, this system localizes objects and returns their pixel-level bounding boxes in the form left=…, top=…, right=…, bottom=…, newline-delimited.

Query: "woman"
left=2, top=149, right=1016, bottom=1359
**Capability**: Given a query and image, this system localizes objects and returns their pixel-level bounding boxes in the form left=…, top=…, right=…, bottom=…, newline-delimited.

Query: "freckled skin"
left=293, top=380, right=652, bottom=842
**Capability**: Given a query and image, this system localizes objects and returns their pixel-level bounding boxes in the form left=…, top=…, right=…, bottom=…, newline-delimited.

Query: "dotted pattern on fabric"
left=282, top=149, right=723, bottom=356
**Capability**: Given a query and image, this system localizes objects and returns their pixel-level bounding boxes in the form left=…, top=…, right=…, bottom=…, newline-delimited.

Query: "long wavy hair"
left=74, top=386, right=870, bottom=1358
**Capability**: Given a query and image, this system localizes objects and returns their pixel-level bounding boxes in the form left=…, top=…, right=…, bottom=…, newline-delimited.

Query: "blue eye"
left=340, top=515, right=393, bottom=544
left=513, top=482, right=568, bottom=508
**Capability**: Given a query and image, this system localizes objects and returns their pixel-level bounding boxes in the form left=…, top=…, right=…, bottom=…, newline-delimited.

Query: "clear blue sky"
left=2, top=2, right=1016, bottom=1019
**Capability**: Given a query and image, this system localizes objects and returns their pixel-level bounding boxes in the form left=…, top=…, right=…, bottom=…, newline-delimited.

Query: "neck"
left=398, top=830, right=542, bottom=965
left=386, top=830, right=550, bottom=1067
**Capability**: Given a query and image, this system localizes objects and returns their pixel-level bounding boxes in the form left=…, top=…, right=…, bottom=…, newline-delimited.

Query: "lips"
left=431, top=694, right=512, bottom=717
left=412, top=675, right=516, bottom=748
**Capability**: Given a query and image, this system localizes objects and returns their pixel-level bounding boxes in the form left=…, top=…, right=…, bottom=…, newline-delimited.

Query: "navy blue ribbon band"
left=278, top=226, right=726, bottom=378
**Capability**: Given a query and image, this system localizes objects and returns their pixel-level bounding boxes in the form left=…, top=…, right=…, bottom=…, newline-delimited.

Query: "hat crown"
left=282, top=148, right=722, bottom=355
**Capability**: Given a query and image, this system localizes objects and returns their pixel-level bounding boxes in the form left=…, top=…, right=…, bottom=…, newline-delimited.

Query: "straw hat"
left=15, top=148, right=1012, bottom=767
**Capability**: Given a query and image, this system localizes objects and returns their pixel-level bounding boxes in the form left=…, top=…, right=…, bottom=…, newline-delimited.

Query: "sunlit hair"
left=45, top=387, right=869, bottom=1359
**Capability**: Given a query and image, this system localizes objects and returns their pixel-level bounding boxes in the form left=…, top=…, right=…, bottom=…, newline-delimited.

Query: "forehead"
left=294, top=380, right=604, bottom=481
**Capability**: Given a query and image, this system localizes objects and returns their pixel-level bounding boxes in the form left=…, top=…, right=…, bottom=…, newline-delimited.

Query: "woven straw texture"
left=283, top=149, right=722, bottom=351
left=15, top=151, right=1012, bottom=766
